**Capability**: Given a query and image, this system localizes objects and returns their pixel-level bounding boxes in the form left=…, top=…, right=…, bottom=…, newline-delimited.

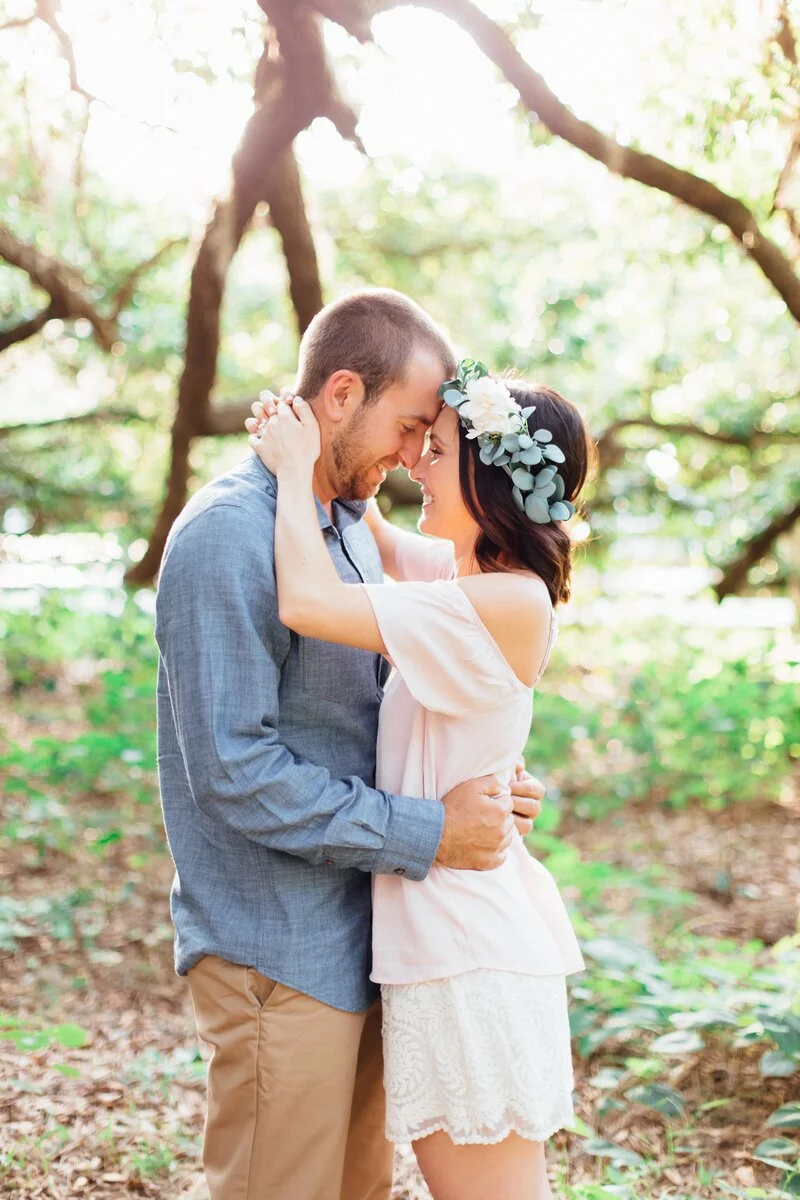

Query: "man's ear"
left=318, top=370, right=365, bottom=424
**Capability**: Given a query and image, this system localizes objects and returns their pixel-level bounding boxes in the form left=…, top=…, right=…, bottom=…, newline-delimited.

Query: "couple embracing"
left=155, top=289, right=591, bottom=1200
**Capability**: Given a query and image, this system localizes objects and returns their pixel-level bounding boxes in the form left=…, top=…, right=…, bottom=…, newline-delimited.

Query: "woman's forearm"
left=366, top=498, right=417, bottom=579
left=363, top=499, right=397, bottom=577
left=273, top=471, right=386, bottom=653
left=273, top=470, right=341, bottom=630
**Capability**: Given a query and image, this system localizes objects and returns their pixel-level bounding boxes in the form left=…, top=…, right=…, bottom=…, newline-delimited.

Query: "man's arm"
left=155, top=502, right=443, bottom=880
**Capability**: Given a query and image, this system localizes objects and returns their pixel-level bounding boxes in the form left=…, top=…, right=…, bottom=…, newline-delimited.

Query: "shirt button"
left=393, top=867, right=406, bottom=876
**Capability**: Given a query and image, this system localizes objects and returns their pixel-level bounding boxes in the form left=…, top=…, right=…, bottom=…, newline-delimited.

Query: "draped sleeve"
left=393, top=530, right=455, bottom=582
left=362, top=579, right=530, bottom=717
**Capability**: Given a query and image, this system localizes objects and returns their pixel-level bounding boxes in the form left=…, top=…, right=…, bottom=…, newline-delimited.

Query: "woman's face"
left=409, top=406, right=480, bottom=545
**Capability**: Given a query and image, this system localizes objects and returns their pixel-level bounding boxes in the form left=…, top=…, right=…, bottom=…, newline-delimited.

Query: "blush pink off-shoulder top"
left=362, top=533, right=585, bottom=986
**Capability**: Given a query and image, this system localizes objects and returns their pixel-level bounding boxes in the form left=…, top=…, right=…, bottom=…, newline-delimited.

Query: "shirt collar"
left=250, top=451, right=367, bottom=532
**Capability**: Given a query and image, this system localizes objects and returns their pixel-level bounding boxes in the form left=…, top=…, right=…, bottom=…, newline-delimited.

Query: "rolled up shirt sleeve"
left=155, top=502, right=443, bottom=879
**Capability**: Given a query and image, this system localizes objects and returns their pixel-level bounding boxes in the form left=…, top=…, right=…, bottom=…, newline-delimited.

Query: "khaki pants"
left=187, top=954, right=393, bottom=1200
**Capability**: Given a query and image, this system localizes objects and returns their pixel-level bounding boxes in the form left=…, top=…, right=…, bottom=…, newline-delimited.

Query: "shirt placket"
left=326, top=521, right=385, bottom=692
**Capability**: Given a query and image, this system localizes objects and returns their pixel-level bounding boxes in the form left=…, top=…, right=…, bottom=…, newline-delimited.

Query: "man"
left=155, top=289, right=544, bottom=1200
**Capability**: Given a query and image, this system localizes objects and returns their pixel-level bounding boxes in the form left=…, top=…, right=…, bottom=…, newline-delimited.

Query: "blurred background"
left=1, top=1, right=799, bottom=1197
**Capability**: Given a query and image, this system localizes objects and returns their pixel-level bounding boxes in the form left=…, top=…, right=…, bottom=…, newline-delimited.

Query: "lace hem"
left=388, top=1116, right=570, bottom=1147
left=382, top=969, right=575, bottom=1147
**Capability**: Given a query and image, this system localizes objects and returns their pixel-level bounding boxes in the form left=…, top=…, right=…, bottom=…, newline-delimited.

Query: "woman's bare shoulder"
left=455, top=572, right=552, bottom=687
left=456, top=570, right=551, bottom=616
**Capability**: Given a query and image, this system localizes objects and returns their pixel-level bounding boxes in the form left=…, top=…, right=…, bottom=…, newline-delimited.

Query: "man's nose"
left=400, top=433, right=427, bottom=472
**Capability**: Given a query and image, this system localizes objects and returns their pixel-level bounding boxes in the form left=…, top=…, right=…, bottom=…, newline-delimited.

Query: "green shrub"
left=528, top=625, right=798, bottom=815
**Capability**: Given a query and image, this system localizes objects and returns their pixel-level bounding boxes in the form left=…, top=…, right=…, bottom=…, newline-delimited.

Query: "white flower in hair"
left=459, top=376, right=520, bottom=438
left=439, top=359, right=576, bottom=525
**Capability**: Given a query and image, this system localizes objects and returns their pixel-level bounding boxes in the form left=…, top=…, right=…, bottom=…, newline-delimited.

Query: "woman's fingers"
left=292, top=397, right=313, bottom=424
left=247, top=391, right=297, bottom=424
left=512, top=813, right=534, bottom=838
left=276, top=400, right=300, bottom=423
left=247, top=391, right=288, bottom=438
left=246, top=388, right=316, bottom=469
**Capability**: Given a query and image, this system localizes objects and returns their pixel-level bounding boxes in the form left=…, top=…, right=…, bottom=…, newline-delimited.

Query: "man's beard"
left=331, top=414, right=384, bottom=501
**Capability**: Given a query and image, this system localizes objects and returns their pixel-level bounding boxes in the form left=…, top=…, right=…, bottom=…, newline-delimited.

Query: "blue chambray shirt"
left=155, top=452, right=445, bottom=1012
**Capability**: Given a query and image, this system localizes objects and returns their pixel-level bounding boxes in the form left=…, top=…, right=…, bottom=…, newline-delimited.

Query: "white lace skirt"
left=381, top=969, right=574, bottom=1146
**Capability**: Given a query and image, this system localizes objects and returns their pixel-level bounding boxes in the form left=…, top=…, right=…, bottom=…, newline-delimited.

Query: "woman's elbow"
left=278, top=597, right=315, bottom=637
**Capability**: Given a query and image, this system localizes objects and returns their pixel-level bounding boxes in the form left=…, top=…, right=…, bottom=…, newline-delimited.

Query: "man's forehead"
left=383, top=366, right=445, bottom=421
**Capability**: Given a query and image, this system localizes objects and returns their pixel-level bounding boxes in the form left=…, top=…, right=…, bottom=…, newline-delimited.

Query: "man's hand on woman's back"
left=436, top=776, right=515, bottom=870
left=436, top=762, right=545, bottom=868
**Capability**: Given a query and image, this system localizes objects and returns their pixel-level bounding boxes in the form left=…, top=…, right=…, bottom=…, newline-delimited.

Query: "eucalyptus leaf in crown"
left=439, top=360, right=575, bottom=525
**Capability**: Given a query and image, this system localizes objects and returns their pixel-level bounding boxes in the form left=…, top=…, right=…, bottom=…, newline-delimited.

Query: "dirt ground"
left=1, top=792, right=798, bottom=1198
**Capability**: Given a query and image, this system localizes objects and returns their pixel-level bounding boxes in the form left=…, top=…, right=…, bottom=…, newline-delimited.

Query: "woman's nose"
left=409, top=453, right=427, bottom=482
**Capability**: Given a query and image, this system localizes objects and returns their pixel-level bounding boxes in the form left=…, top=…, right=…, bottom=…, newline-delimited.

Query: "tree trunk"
left=126, top=6, right=342, bottom=586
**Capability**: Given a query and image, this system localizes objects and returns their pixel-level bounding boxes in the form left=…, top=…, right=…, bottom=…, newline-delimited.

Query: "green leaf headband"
left=439, top=360, right=575, bottom=525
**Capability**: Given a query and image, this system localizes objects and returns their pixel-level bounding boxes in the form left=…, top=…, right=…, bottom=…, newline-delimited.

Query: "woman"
left=246, top=361, right=590, bottom=1200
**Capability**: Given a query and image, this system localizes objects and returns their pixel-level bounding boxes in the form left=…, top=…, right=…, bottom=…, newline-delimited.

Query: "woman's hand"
left=509, top=759, right=544, bottom=838
left=244, top=388, right=294, bottom=440
left=247, top=394, right=320, bottom=477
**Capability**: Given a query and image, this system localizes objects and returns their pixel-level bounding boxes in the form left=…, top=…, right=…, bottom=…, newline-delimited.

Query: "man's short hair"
left=296, top=289, right=456, bottom=405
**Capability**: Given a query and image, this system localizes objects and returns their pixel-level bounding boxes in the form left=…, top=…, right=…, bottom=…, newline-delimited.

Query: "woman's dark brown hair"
left=457, top=382, right=594, bottom=606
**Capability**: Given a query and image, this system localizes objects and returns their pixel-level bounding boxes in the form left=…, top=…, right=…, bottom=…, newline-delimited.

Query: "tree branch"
left=110, top=238, right=188, bottom=319
left=196, top=401, right=259, bottom=437
left=0, top=458, right=104, bottom=503
left=0, top=14, right=35, bottom=31
left=263, top=148, right=325, bottom=335
left=35, top=0, right=98, bottom=104
left=714, top=499, right=800, bottom=599
left=1, top=228, right=189, bottom=355
left=378, top=0, right=800, bottom=325
left=594, top=413, right=797, bottom=474
left=772, top=122, right=800, bottom=214
left=8, top=0, right=178, bottom=132
left=597, top=415, right=793, bottom=449
left=127, top=3, right=358, bottom=585
left=0, top=223, right=117, bottom=350
left=775, top=1, right=798, bottom=65
left=0, top=408, right=147, bottom=440
left=308, top=0, right=375, bottom=41
left=0, top=300, right=63, bottom=352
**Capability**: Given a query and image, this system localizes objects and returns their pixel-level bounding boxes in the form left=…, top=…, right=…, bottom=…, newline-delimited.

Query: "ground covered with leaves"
left=1, top=597, right=799, bottom=1199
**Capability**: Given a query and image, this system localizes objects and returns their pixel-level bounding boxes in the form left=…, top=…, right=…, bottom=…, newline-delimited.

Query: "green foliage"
left=527, top=624, right=799, bottom=814
left=0, top=1013, right=87, bottom=1054
left=0, top=890, right=97, bottom=951
left=557, top=931, right=800, bottom=1194
left=124, top=1046, right=206, bottom=1097
left=569, top=930, right=800, bottom=1066
left=1, top=596, right=159, bottom=948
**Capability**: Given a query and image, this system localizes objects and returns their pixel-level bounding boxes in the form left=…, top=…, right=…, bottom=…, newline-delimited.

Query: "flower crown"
left=439, top=360, right=575, bottom=525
